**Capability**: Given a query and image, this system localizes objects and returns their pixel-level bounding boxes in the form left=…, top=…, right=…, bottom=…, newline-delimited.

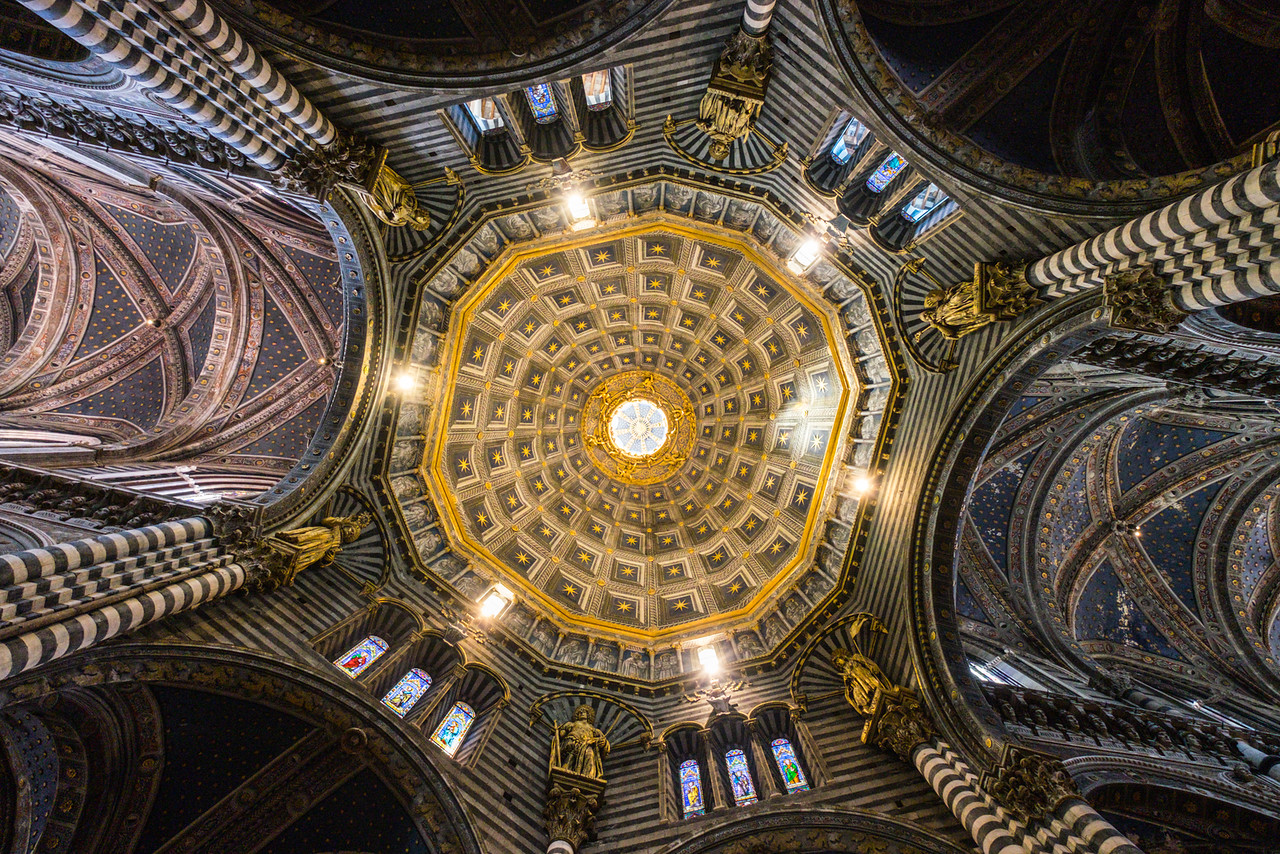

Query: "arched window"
left=430, top=701, right=476, bottom=757
left=770, top=737, right=809, bottom=793
left=902, top=183, right=947, bottom=222
left=524, top=84, right=559, bottom=123
left=866, top=153, right=906, bottom=192
left=465, top=98, right=504, bottom=133
left=724, top=748, right=758, bottom=807
left=582, top=70, right=613, bottom=110
left=830, top=117, right=870, bottom=164
left=334, top=635, right=387, bottom=678
left=679, top=759, right=705, bottom=818
left=380, top=668, right=432, bottom=717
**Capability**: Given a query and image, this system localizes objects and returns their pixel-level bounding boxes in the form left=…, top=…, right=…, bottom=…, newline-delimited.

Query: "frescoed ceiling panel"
left=0, top=184, right=20, bottom=260
left=969, top=449, right=1035, bottom=573
left=96, top=201, right=198, bottom=295
left=244, top=289, right=311, bottom=402
left=1115, top=417, right=1236, bottom=495
left=280, top=244, right=343, bottom=328
left=1139, top=480, right=1226, bottom=616
left=185, top=292, right=217, bottom=378
left=56, top=354, right=166, bottom=431
left=1073, top=559, right=1185, bottom=661
left=71, top=253, right=143, bottom=358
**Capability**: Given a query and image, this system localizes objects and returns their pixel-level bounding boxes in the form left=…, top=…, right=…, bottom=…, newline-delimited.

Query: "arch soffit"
left=814, top=0, right=1255, bottom=219
left=0, top=642, right=483, bottom=854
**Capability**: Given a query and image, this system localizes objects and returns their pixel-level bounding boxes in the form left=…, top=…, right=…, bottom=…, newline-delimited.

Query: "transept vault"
left=0, top=1, right=1277, bottom=854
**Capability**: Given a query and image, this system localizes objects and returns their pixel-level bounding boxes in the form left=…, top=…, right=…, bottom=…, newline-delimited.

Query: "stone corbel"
left=979, top=744, right=1080, bottom=824
left=1102, top=267, right=1188, bottom=333
left=544, top=768, right=606, bottom=852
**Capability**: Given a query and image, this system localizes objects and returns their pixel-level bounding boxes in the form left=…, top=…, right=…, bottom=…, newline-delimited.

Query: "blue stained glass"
left=866, top=154, right=906, bottom=192
left=431, top=702, right=476, bottom=757
left=770, top=738, right=809, bottom=793
left=830, top=117, right=869, bottom=164
left=902, top=183, right=946, bottom=223
left=525, top=84, right=559, bottom=123
left=679, top=759, right=705, bottom=818
left=380, top=668, right=432, bottom=717
left=334, top=635, right=387, bottom=678
left=725, top=749, right=758, bottom=807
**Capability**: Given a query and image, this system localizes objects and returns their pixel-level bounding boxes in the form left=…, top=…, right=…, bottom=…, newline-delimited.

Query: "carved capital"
left=544, top=768, right=606, bottom=850
left=206, top=500, right=263, bottom=545
left=862, top=688, right=936, bottom=762
left=695, top=28, right=774, bottom=161
left=981, top=745, right=1080, bottom=823
left=278, top=132, right=383, bottom=200
left=1103, top=267, right=1188, bottom=333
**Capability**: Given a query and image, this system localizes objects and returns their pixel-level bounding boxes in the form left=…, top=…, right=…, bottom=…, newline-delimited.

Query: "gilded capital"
left=980, top=745, right=1080, bottom=823
left=917, top=261, right=1040, bottom=342
left=1102, top=267, right=1188, bottom=333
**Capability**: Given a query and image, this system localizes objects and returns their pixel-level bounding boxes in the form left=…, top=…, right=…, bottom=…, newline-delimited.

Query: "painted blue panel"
left=1116, top=418, right=1234, bottom=494
left=1045, top=462, right=1091, bottom=572
left=245, top=289, right=309, bottom=401
left=59, top=355, right=166, bottom=429
left=0, top=186, right=21, bottom=261
left=969, top=451, right=1037, bottom=573
left=1074, top=560, right=1184, bottom=659
left=74, top=253, right=142, bottom=358
left=282, top=245, right=343, bottom=327
left=187, top=293, right=217, bottom=374
left=1141, top=480, right=1225, bottom=615
left=955, top=573, right=992, bottom=624
left=100, top=202, right=197, bottom=294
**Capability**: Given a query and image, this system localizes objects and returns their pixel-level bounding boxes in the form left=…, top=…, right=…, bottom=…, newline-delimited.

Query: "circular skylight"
left=609, top=398, right=669, bottom=457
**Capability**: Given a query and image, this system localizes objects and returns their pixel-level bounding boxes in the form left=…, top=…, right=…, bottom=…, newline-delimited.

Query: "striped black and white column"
left=17, top=0, right=338, bottom=171
left=741, top=0, right=776, bottom=35
left=913, top=740, right=1026, bottom=854
left=546, top=841, right=574, bottom=854
left=1024, top=155, right=1280, bottom=311
left=0, top=518, right=248, bottom=681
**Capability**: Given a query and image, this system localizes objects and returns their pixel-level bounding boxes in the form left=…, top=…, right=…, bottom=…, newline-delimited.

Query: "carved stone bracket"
left=278, top=132, right=383, bottom=200
left=206, top=500, right=264, bottom=545
left=980, top=745, right=1080, bottom=823
left=1103, top=267, right=1189, bottom=333
left=861, top=687, right=936, bottom=762
left=1073, top=333, right=1280, bottom=397
left=544, top=768, right=606, bottom=851
left=696, top=27, right=774, bottom=161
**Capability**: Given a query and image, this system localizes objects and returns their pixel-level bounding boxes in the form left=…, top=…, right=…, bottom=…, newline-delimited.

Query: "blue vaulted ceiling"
left=1115, top=417, right=1235, bottom=495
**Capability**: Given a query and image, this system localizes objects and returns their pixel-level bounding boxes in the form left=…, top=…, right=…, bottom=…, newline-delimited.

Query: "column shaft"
left=912, top=741, right=1024, bottom=854
left=741, top=0, right=776, bottom=35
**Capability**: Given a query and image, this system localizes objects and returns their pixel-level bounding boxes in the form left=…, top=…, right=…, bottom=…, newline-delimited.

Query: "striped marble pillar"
left=0, top=518, right=248, bottom=680
left=912, top=740, right=1024, bottom=854
left=1021, top=155, right=1280, bottom=310
left=741, top=0, right=776, bottom=35
left=16, top=0, right=338, bottom=171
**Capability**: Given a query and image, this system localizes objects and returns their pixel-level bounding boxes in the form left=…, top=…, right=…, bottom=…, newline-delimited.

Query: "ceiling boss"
left=583, top=371, right=696, bottom=485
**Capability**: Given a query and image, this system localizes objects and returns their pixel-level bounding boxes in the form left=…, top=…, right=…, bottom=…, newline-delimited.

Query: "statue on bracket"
left=550, top=704, right=610, bottom=780
left=261, top=511, right=371, bottom=587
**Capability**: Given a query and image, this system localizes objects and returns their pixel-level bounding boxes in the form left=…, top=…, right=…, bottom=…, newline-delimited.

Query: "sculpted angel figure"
left=365, top=163, right=432, bottom=231
left=551, top=705, right=610, bottom=780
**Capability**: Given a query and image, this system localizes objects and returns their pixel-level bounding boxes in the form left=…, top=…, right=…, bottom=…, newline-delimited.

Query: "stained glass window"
left=866, top=153, right=906, bottom=193
left=333, top=635, right=387, bottom=678
left=430, top=702, right=476, bottom=757
left=830, top=117, right=869, bottom=164
left=465, top=98, right=504, bottom=133
left=770, top=738, right=810, bottom=793
left=725, top=749, right=758, bottom=807
left=679, top=759, right=705, bottom=818
left=525, top=84, right=559, bottom=123
left=902, top=183, right=947, bottom=223
left=380, top=668, right=432, bottom=717
left=582, top=70, right=613, bottom=111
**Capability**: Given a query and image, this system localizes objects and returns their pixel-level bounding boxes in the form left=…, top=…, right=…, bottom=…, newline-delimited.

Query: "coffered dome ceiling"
left=386, top=176, right=897, bottom=675
left=423, top=222, right=856, bottom=638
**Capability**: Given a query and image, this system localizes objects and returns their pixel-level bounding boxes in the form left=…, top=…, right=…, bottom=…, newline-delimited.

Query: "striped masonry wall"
left=0, top=517, right=249, bottom=680
left=16, top=0, right=327, bottom=169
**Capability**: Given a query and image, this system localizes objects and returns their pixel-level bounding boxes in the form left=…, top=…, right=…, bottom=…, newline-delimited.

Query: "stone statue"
left=550, top=705, right=610, bottom=780
left=917, top=261, right=1039, bottom=342
left=263, top=512, right=371, bottom=586
left=831, top=648, right=900, bottom=715
left=363, top=161, right=431, bottom=230
left=691, top=28, right=774, bottom=161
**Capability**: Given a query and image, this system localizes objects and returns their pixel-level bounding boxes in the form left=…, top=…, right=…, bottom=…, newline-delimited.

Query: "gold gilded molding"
left=582, top=370, right=695, bottom=486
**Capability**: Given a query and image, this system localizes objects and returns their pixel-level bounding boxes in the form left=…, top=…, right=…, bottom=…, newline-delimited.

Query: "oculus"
left=583, top=370, right=696, bottom=486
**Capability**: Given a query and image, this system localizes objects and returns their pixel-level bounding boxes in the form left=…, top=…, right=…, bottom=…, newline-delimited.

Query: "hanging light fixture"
left=787, top=238, right=821, bottom=274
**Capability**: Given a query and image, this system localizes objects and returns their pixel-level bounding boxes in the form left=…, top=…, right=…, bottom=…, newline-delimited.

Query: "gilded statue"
left=828, top=614, right=935, bottom=761
left=696, top=92, right=759, bottom=162
left=365, top=163, right=432, bottom=231
left=550, top=705, right=610, bottom=780
left=693, top=28, right=773, bottom=161
left=263, top=512, right=371, bottom=586
left=917, top=261, right=1039, bottom=342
